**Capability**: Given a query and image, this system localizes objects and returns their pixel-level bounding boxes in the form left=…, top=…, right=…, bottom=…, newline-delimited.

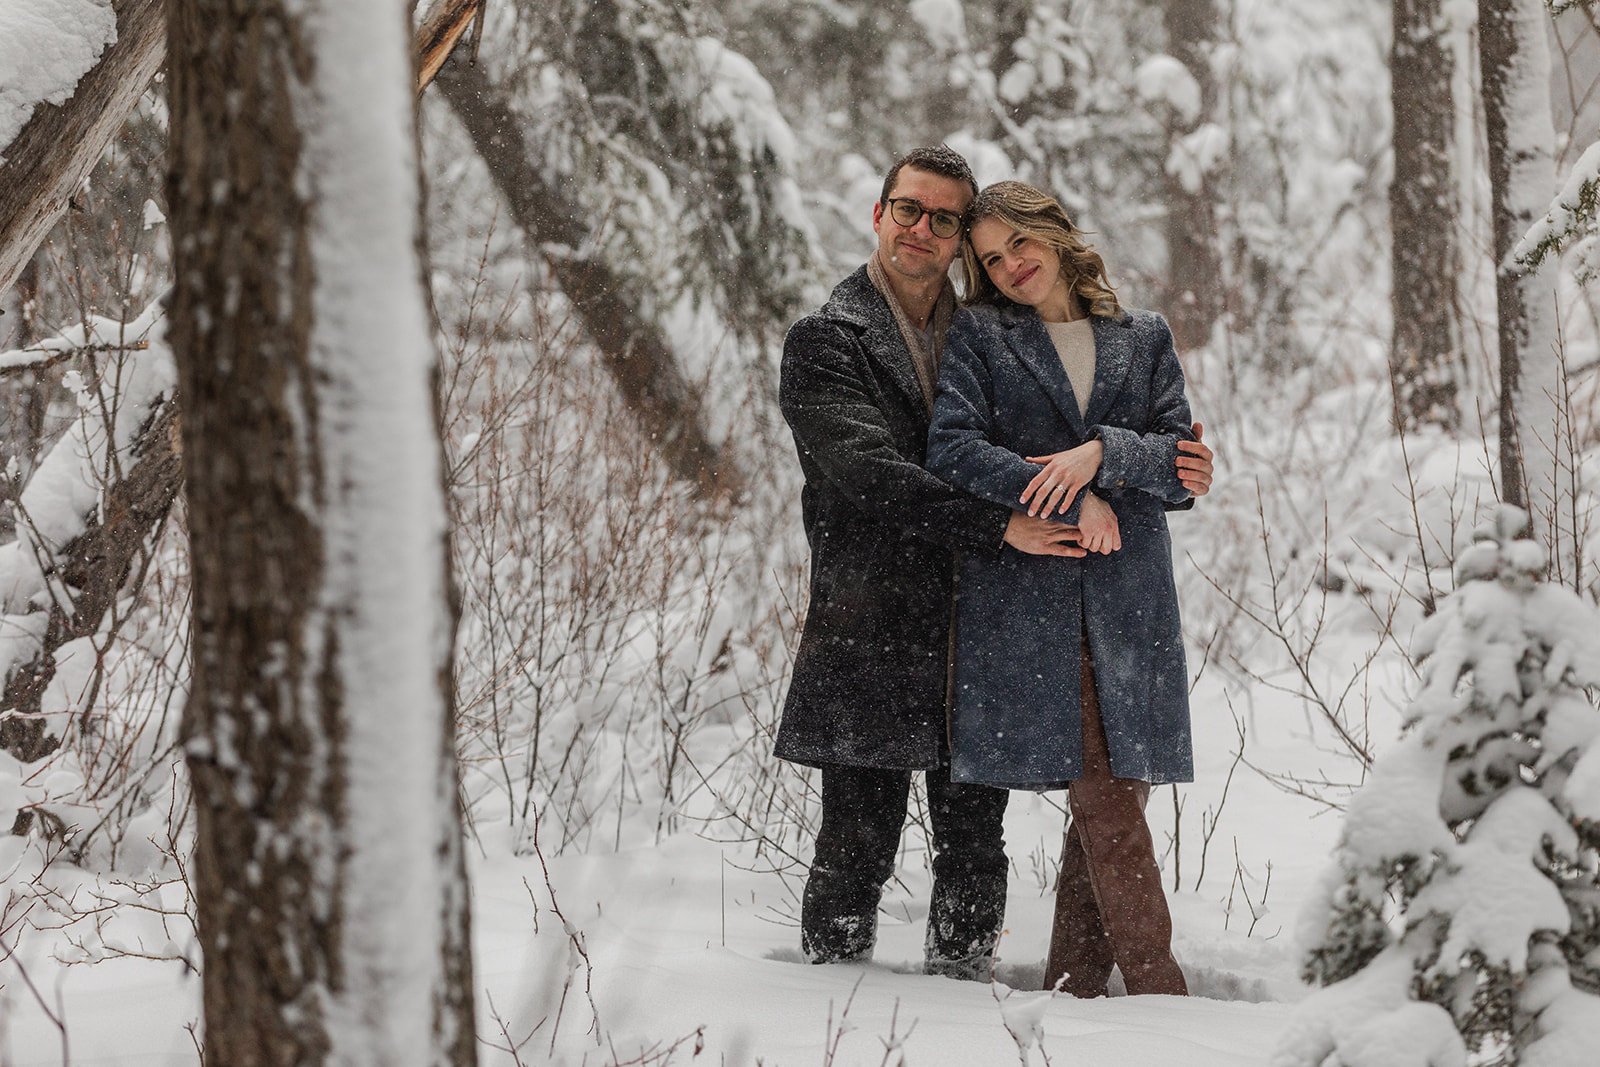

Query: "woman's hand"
left=1077, top=492, right=1121, bottom=554
left=1021, top=440, right=1104, bottom=516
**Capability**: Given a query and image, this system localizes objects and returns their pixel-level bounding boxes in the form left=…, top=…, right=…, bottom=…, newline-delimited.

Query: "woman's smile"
left=969, top=216, right=1080, bottom=321
left=970, top=219, right=1058, bottom=301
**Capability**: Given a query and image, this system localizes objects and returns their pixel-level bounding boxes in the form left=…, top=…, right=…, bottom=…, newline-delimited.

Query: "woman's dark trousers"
left=800, top=754, right=1009, bottom=979
left=1044, top=646, right=1188, bottom=997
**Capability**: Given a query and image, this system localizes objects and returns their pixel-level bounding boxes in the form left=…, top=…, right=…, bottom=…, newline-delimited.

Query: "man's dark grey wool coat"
left=776, top=266, right=1010, bottom=771
left=928, top=301, right=1197, bottom=790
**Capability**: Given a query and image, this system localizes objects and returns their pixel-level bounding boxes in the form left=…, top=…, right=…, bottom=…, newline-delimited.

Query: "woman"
left=927, top=181, right=1194, bottom=997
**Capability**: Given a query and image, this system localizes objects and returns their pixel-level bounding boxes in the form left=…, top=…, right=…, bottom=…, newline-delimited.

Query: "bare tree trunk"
left=1162, top=0, right=1225, bottom=354
left=166, top=0, right=476, bottom=1062
left=0, top=0, right=165, bottom=299
left=432, top=54, right=741, bottom=502
left=1479, top=0, right=1561, bottom=536
left=1391, top=0, right=1463, bottom=432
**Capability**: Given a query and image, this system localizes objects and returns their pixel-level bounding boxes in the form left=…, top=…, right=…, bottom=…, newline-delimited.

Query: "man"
left=776, top=146, right=1212, bottom=979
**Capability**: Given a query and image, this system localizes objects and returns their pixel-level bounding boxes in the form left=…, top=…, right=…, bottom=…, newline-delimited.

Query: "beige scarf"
left=867, top=251, right=954, bottom=416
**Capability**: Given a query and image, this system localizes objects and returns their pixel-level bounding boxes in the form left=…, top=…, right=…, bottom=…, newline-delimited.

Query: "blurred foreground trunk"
left=166, top=0, right=476, bottom=1062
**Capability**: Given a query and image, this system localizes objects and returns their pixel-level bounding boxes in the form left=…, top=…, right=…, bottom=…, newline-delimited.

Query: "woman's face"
left=969, top=217, right=1065, bottom=309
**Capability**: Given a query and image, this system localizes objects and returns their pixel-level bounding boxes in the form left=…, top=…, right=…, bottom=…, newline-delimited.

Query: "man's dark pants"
left=800, top=748, right=1009, bottom=978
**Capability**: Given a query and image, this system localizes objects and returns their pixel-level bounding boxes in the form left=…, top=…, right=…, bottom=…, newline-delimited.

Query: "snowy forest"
left=2, top=0, right=1600, bottom=1064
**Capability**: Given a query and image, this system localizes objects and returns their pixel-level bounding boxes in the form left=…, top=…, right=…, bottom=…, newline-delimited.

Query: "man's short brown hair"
left=879, top=145, right=979, bottom=206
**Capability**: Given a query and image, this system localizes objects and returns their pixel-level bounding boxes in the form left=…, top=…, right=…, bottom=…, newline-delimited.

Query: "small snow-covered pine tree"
left=1276, top=506, right=1600, bottom=1067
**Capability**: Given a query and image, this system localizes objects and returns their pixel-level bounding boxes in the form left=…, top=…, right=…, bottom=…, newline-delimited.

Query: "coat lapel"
left=998, top=304, right=1088, bottom=439
left=1084, top=314, right=1135, bottom=429
left=867, top=314, right=929, bottom=418
left=827, top=266, right=932, bottom=420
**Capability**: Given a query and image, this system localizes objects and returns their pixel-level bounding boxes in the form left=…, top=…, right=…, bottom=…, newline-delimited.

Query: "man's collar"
left=867, top=251, right=950, bottom=330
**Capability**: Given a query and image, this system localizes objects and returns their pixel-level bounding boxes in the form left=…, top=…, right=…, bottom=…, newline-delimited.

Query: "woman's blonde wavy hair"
left=959, top=181, right=1122, bottom=318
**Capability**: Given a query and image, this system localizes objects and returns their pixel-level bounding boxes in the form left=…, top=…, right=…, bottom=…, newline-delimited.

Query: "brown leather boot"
left=1043, top=647, right=1187, bottom=997
left=1043, top=818, right=1114, bottom=996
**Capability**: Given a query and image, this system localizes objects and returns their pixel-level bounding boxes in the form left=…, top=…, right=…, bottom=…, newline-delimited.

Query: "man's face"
left=872, top=167, right=973, bottom=284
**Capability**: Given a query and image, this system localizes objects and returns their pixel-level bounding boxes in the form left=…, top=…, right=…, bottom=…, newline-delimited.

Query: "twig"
left=529, top=809, right=601, bottom=1052
left=481, top=989, right=544, bottom=1067
left=819, top=976, right=864, bottom=1067
left=875, top=999, right=916, bottom=1067
left=1193, top=707, right=1247, bottom=892
left=0, top=929, right=70, bottom=1066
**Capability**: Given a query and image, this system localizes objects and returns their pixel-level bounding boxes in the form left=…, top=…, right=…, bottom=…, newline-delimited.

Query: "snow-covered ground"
left=1, top=650, right=1365, bottom=1065
left=0, top=310, right=1469, bottom=1063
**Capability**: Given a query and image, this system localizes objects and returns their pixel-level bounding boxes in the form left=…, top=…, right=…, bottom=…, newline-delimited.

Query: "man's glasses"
left=885, top=198, right=963, bottom=240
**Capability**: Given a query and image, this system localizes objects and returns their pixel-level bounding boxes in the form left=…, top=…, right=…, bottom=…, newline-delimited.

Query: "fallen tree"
left=3, top=0, right=747, bottom=500
left=0, top=0, right=165, bottom=299
left=433, top=52, right=740, bottom=500
left=0, top=308, right=180, bottom=767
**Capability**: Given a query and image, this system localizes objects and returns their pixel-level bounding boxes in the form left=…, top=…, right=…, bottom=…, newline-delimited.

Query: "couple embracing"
left=777, top=146, right=1210, bottom=997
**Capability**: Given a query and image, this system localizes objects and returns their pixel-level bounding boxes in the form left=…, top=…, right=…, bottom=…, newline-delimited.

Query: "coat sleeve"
left=779, top=316, right=1012, bottom=556
left=927, top=326, right=1087, bottom=525
left=1091, top=313, right=1196, bottom=507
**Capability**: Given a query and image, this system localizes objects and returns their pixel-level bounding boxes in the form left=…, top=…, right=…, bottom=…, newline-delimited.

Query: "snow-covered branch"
left=1278, top=507, right=1600, bottom=1066
left=1516, top=140, right=1600, bottom=279
left=0, top=301, right=177, bottom=761
left=0, top=0, right=165, bottom=299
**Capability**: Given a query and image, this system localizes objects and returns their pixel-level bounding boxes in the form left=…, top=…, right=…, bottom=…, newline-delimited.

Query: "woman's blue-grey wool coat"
left=927, top=301, right=1197, bottom=790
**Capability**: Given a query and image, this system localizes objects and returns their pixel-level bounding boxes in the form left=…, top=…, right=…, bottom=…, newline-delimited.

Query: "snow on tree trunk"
left=0, top=0, right=165, bottom=300
left=165, top=1, right=476, bottom=1063
left=1390, top=0, right=1463, bottom=432
left=1479, top=0, right=1568, bottom=576
left=1275, top=505, right=1600, bottom=1067
left=1516, top=3, right=1600, bottom=282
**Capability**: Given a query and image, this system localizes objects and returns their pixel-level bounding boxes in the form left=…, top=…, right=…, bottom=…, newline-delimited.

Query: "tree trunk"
left=1479, top=0, right=1563, bottom=555
left=0, top=0, right=165, bottom=300
left=1391, top=0, right=1462, bottom=432
left=1162, top=0, right=1225, bottom=354
left=166, top=1, right=476, bottom=1062
left=432, top=54, right=741, bottom=502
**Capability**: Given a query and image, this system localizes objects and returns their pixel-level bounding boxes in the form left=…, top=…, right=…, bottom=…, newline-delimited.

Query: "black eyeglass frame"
left=884, top=198, right=963, bottom=240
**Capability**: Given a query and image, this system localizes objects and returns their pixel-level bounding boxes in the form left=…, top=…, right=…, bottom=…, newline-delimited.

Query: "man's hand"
left=1003, top=513, right=1088, bottom=557
left=1176, top=422, right=1213, bottom=497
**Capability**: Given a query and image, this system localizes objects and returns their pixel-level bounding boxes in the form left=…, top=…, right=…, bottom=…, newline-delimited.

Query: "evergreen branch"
left=1515, top=140, right=1600, bottom=274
